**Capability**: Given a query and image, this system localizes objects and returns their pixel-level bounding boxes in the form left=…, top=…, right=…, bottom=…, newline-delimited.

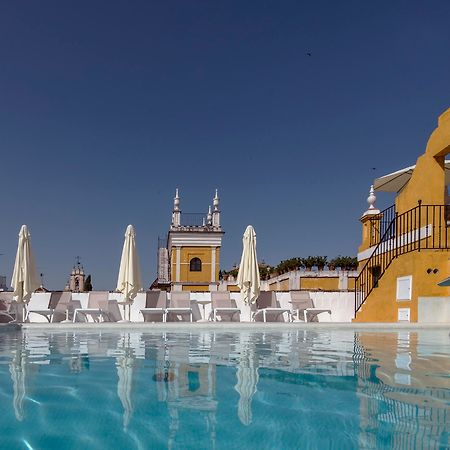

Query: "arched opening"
left=189, top=257, right=202, bottom=272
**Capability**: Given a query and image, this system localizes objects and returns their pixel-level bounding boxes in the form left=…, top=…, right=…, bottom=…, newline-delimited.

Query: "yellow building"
left=354, top=108, right=450, bottom=322
left=221, top=269, right=357, bottom=293
left=158, top=189, right=224, bottom=292
left=266, top=270, right=357, bottom=292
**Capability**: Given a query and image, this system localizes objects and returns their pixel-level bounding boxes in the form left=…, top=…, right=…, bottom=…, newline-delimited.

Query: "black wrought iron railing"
left=355, top=202, right=449, bottom=314
left=180, top=213, right=207, bottom=227
left=368, top=204, right=396, bottom=246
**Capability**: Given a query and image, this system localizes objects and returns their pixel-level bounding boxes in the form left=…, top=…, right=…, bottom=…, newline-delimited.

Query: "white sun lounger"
left=210, top=291, right=240, bottom=322
left=289, top=291, right=331, bottom=322
left=101, top=299, right=123, bottom=322
left=0, top=292, right=16, bottom=323
left=166, top=292, right=192, bottom=322
left=140, top=290, right=167, bottom=322
left=252, top=291, right=290, bottom=322
left=73, top=291, right=111, bottom=323
left=24, top=293, right=52, bottom=322
left=25, top=291, right=75, bottom=323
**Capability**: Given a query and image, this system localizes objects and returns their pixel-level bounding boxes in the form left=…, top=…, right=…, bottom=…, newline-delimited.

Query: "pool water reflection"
left=0, top=329, right=448, bottom=449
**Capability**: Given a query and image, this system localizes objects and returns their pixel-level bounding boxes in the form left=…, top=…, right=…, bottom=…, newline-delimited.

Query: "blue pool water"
left=0, top=328, right=449, bottom=450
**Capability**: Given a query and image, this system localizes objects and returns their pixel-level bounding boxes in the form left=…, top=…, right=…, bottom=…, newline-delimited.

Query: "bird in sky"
left=306, top=52, right=312, bottom=56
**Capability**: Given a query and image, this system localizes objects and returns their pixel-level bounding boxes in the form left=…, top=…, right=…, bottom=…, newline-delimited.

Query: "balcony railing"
left=180, top=213, right=207, bottom=227
left=368, top=204, right=396, bottom=246
left=355, top=202, right=449, bottom=314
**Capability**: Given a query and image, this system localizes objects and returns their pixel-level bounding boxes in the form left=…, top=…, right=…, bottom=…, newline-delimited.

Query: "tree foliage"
left=221, top=255, right=358, bottom=279
left=84, top=275, right=93, bottom=292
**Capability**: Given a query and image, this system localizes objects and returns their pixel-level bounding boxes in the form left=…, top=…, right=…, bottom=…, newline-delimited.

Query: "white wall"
left=27, top=291, right=125, bottom=322
left=418, top=297, right=450, bottom=323
left=26, top=290, right=356, bottom=323
left=275, top=291, right=355, bottom=322
left=309, top=292, right=355, bottom=322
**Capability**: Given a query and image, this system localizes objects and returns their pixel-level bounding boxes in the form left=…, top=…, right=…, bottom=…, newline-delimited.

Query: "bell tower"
left=160, top=189, right=224, bottom=292
left=66, top=257, right=86, bottom=292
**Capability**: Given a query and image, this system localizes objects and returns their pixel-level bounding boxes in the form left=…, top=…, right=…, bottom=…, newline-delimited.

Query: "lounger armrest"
left=166, top=307, right=192, bottom=312
left=303, top=308, right=332, bottom=322
left=254, top=308, right=289, bottom=314
left=213, top=307, right=240, bottom=312
left=305, top=308, right=331, bottom=314
left=264, top=308, right=290, bottom=312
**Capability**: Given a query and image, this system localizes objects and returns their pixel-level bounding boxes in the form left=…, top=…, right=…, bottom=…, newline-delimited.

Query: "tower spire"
left=174, top=188, right=180, bottom=211
left=213, top=189, right=219, bottom=210
left=207, top=205, right=212, bottom=225
left=212, top=189, right=221, bottom=229
left=172, top=188, right=181, bottom=228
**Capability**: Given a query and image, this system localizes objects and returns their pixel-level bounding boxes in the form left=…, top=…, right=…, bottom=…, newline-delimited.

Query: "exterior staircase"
left=355, top=202, right=449, bottom=315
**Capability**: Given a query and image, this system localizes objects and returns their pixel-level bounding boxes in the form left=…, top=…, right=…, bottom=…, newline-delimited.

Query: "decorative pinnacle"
left=213, top=189, right=219, bottom=209
left=207, top=205, right=212, bottom=224
left=174, top=188, right=180, bottom=211
left=367, top=185, right=376, bottom=210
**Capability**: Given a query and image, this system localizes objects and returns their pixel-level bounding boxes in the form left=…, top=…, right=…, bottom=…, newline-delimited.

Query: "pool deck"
left=8, top=322, right=450, bottom=332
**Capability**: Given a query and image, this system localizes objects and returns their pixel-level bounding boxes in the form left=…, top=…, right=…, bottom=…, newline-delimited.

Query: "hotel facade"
left=354, top=108, right=450, bottom=322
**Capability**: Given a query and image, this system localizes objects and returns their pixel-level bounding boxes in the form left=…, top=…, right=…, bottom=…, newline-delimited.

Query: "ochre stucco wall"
left=347, top=278, right=356, bottom=290
left=354, top=250, right=449, bottom=322
left=180, top=247, right=212, bottom=283
left=226, top=284, right=240, bottom=292
left=300, top=277, right=339, bottom=291
left=171, top=246, right=220, bottom=288
left=267, top=275, right=356, bottom=291
left=268, top=279, right=290, bottom=291
left=396, top=108, right=450, bottom=214
left=182, top=285, right=210, bottom=292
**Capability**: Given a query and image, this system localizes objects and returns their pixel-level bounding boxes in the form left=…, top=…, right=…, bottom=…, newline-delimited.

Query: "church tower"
left=65, top=258, right=86, bottom=292
left=158, top=189, right=224, bottom=292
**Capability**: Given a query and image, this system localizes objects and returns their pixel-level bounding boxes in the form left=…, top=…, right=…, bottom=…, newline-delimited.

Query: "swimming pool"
left=0, top=327, right=448, bottom=449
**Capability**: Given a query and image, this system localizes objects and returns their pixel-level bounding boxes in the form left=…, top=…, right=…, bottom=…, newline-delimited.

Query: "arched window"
left=190, top=257, right=202, bottom=272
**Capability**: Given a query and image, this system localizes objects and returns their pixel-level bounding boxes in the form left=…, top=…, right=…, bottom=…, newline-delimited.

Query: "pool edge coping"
left=17, top=322, right=450, bottom=331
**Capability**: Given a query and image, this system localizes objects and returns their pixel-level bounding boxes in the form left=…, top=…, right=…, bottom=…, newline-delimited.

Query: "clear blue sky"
left=1, top=1, right=449, bottom=290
